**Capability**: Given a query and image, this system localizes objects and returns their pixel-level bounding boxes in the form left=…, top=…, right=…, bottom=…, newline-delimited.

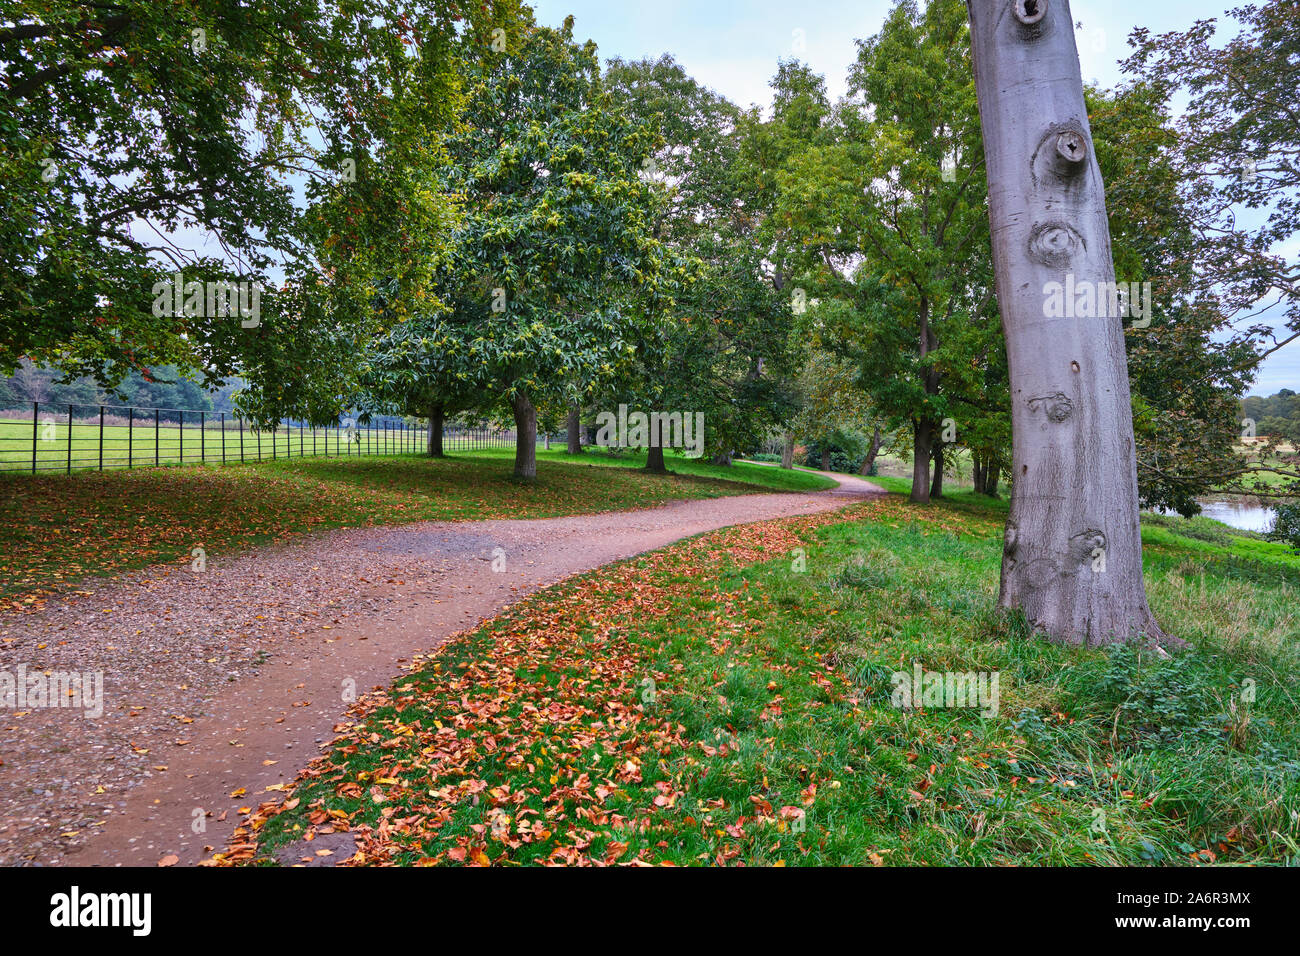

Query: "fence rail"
left=0, top=402, right=518, bottom=474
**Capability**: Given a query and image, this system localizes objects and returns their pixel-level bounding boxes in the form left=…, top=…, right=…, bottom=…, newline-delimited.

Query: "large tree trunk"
left=968, top=0, right=1164, bottom=644
left=511, top=392, right=537, bottom=481
left=426, top=403, right=445, bottom=457
left=821, top=448, right=831, bottom=472
left=781, top=432, right=796, bottom=470
left=930, top=443, right=945, bottom=499
left=566, top=405, right=583, bottom=454
left=910, top=419, right=933, bottom=504
left=859, top=426, right=883, bottom=476
left=973, top=454, right=986, bottom=494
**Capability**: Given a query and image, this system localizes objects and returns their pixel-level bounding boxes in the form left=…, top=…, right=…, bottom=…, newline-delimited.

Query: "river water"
left=1157, top=497, right=1277, bottom=533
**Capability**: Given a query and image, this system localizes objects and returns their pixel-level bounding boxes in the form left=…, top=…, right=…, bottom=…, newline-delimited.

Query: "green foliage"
left=0, top=0, right=507, bottom=398
left=765, top=0, right=996, bottom=500
left=1265, top=501, right=1300, bottom=553
left=1124, top=4, right=1300, bottom=504
left=601, top=55, right=799, bottom=461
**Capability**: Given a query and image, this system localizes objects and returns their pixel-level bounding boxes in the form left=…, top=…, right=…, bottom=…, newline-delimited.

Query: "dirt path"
left=0, top=471, right=881, bottom=866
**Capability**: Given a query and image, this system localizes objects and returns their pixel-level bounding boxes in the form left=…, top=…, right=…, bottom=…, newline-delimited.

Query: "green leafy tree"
left=1, top=0, right=506, bottom=403
left=445, top=15, right=668, bottom=480
left=769, top=0, right=990, bottom=502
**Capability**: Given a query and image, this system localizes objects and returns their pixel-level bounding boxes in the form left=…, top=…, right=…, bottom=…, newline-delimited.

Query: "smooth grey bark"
left=426, top=403, right=444, bottom=457
left=781, top=432, right=796, bottom=470
left=967, top=0, right=1165, bottom=644
left=511, top=392, right=537, bottom=481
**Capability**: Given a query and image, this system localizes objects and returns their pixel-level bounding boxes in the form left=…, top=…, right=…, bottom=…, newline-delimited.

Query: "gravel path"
left=0, top=471, right=882, bottom=866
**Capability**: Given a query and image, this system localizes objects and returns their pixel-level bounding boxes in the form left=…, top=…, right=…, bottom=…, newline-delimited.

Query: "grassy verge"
left=870, top=474, right=1300, bottom=574
left=0, top=451, right=833, bottom=609
left=220, top=489, right=1300, bottom=867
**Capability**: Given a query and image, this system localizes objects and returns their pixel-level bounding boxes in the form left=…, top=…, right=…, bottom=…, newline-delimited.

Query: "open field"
left=0, top=449, right=834, bottom=609
left=222, top=487, right=1300, bottom=866
left=0, top=416, right=507, bottom=473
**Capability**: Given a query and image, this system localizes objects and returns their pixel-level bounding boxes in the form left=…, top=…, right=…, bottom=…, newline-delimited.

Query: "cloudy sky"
left=531, top=0, right=1298, bottom=396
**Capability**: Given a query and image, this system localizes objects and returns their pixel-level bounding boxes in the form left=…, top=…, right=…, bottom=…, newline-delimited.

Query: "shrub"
left=1264, top=501, right=1300, bottom=553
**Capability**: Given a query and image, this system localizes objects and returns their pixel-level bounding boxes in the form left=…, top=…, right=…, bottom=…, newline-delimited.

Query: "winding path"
left=0, top=469, right=882, bottom=866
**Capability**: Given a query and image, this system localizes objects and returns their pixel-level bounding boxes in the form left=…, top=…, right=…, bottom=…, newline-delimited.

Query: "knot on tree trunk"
left=1013, top=0, right=1047, bottom=27
left=1027, top=220, right=1085, bottom=268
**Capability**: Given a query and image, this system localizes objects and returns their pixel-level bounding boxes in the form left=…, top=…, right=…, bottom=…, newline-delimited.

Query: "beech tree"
left=967, top=0, right=1165, bottom=644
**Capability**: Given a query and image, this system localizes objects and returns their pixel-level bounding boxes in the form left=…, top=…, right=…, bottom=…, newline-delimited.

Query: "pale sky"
left=532, top=0, right=1298, bottom=396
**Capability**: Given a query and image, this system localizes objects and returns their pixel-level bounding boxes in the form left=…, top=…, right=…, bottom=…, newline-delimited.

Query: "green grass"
left=870, top=474, right=1300, bottom=574
left=231, top=489, right=1300, bottom=867
left=513, top=446, right=838, bottom=492
left=0, top=449, right=834, bottom=608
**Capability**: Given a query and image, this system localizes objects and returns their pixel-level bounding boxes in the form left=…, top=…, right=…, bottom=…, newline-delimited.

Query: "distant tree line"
left=0, top=359, right=243, bottom=419
left=1242, top=389, right=1300, bottom=443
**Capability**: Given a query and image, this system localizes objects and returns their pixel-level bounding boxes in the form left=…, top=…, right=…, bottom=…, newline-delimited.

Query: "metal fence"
left=0, top=402, right=518, bottom=474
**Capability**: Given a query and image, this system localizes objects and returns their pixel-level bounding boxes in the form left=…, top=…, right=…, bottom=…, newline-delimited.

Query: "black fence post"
left=128, top=406, right=133, bottom=468
left=179, top=409, right=184, bottom=465
left=98, top=405, right=104, bottom=471
left=66, top=404, right=72, bottom=474
left=154, top=408, right=160, bottom=466
left=200, top=411, right=205, bottom=463
left=31, top=401, right=38, bottom=474
left=221, top=413, right=226, bottom=463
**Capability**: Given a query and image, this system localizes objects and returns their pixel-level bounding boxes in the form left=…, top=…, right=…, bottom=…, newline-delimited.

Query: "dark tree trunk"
left=930, top=443, right=945, bottom=499
left=910, top=419, right=933, bottom=504
left=973, top=454, right=986, bottom=494
left=566, top=405, right=582, bottom=454
left=984, top=455, right=1001, bottom=498
left=712, top=451, right=732, bottom=466
left=821, top=448, right=831, bottom=472
left=511, top=392, right=537, bottom=481
left=859, top=426, right=883, bottom=476
left=645, top=416, right=667, bottom=474
left=968, top=0, right=1164, bottom=644
left=781, top=433, right=795, bottom=470
left=427, top=403, right=445, bottom=457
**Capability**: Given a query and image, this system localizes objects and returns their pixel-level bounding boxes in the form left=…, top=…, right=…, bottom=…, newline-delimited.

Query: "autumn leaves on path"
left=0, top=474, right=880, bottom=865
left=216, top=508, right=865, bottom=867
